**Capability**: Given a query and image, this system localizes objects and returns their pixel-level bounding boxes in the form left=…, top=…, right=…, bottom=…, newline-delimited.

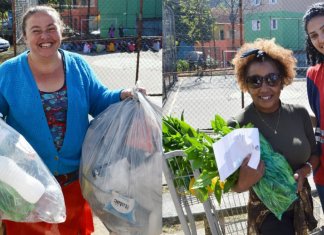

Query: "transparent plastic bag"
left=0, top=118, right=66, bottom=223
left=80, top=91, right=162, bottom=235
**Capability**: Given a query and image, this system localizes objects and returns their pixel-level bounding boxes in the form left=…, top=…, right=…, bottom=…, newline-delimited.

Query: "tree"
left=0, top=0, right=11, bottom=14
left=213, top=0, right=260, bottom=48
left=0, top=0, right=11, bottom=31
left=211, top=0, right=241, bottom=48
left=166, top=0, right=213, bottom=46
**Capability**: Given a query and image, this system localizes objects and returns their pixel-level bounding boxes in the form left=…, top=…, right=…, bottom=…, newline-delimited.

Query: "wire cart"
left=163, top=150, right=324, bottom=235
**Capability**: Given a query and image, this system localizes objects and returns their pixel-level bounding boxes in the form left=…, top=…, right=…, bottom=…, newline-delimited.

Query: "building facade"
left=244, top=0, right=315, bottom=51
left=98, top=0, right=162, bottom=38
left=59, top=0, right=99, bottom=36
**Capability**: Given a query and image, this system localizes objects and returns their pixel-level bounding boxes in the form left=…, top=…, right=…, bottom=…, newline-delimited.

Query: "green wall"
left=244, top=11, right=305, bottom=51
left=98, top=0, right=162, bottom=37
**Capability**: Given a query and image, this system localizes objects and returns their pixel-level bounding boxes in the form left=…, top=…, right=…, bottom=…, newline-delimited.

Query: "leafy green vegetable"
left=163, top=113, right=298, bottom=220
left=252, top=134, right=297, bottom=220
left=162, top=114, right=239, bottom=203
left=0, top=181, right=35, bottom=221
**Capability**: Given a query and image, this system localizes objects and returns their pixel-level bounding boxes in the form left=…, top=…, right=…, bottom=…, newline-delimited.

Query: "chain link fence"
left=162, top=3, right=177, bottom=102
left=162, top=0, right=317, bottom=130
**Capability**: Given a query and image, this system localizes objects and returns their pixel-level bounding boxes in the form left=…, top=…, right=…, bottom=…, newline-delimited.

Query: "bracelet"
left=305, top=162, right=313, bottom=177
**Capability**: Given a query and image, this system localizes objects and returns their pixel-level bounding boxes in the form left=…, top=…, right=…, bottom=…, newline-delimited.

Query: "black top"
left=228, top=102, right=318, bottom=171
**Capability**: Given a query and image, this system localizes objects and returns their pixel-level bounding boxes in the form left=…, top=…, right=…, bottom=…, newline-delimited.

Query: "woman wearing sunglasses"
left=229, top=38, right=319, bottom=235
left=304, top=2, right=324, bottom=216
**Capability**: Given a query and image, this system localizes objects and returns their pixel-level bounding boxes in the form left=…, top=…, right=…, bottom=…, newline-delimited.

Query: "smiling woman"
left=304, top=1, right=324, bottom=219
left=0, top=5, right=142, bottom=235
left=228, top=38, right=320, bottom=235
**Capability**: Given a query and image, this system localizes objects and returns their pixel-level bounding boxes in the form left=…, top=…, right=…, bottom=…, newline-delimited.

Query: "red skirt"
left=3, top=180, right=94, bottom=235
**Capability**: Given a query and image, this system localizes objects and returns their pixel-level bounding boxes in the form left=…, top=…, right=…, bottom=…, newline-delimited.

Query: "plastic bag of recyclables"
left=0, top=116, right=66, bottom=223
left=80, top=90, right=162, bottom=235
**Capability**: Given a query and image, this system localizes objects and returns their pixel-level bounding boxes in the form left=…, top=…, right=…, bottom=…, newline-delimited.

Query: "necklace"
left=254, top=106, right=281, bottom=134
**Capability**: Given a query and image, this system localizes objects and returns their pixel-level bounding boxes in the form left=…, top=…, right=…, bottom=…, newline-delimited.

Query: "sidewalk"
left=92, top=177, right=324, bottom=235
left=93, top=216, right=110, bottom=235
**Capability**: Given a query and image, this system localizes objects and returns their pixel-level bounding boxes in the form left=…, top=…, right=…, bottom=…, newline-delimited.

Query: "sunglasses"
left=245, top=73, right=282, bottom=89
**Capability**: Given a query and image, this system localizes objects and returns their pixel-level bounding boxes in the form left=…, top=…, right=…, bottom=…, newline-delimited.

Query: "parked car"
left=62, top=25, right=80, bottom=38
left=1, top=20, right=12, bottom=30
left=186, top=51, right=206, bottom=70
left=0, top=37, right=10, bottom=52
left=90, top=29, right=100, bottom=38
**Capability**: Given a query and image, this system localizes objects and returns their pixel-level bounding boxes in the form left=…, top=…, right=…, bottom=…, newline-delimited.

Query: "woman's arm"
left=294, top=154, right=320, bottom=192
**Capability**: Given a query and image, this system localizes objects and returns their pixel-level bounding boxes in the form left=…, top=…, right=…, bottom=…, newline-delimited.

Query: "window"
left=269, top=0, right=277, bottom=4
left=271, top=19, right=278, bottom=30
left=220, top=30, right=224, bottom=40
left=80, top=0, right=94, bottom=6
left=252, top=0, right=261, bottom=6
left=252, top=20, right=261, bottom=31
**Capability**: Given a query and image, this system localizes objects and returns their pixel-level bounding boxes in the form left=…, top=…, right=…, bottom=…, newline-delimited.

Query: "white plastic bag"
left=80, top=91, right=162, bottom=235
left=0, top=118, right=66, bottom=223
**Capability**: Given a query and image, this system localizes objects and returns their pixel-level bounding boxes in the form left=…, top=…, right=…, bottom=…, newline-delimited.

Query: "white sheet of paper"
left=212, top=128, right=260, bottom=181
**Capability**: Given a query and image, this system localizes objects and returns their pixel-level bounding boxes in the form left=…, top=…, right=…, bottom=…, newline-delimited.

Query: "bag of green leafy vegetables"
left=252, top=134, right=298, bottom=220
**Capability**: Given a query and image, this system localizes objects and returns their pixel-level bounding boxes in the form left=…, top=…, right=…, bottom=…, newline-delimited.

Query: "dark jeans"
left=260, top=210, right=294, bottom=235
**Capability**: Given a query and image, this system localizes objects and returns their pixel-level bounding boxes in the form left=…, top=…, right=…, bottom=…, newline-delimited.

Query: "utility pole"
left=12, top=0, right=16, bottom=56
left=239, top=0, right=244, bottom=108
left=87, top=0, right=91, bottom=34
left=135, top=0, right=143, bottom=83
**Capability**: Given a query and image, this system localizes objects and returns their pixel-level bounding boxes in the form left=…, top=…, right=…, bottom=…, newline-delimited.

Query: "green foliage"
left=163, top=113, right=298, bottom=219
left=176, top=59, right=189, bottom=72
left=162, top=114, right=241, bottom=204
left=165, top=0, right=214, bottom=44
left=0, top=1, right=11, bottom=14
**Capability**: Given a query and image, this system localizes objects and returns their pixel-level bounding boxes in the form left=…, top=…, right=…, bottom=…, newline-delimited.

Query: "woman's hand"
left=232, top=154, right=265, bottom=193
left=294, top=164, right=312, bottom=193
left=294, top=169, right=308, bottom=193
left=120, top=88, right=147, bottom=100
left=294, top=156, right=319, bottom=193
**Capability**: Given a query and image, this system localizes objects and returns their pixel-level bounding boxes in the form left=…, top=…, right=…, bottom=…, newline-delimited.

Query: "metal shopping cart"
left=163, top=150, right=249, bottom=235
left=163, top=150, right=324, bottom=235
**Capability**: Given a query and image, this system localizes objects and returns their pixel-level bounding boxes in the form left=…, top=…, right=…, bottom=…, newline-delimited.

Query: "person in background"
left=83, top=41, right=91, bottom=53
left=229, top=38, right=319, bottom=235
left=107, top=41, right=115, bottom=53
left=127, top=40, right=135, bottom=52
left=118, top=24, right=124, bottom=38
left=0, top=5, right=143, bottom=235
left=108, top=24, right=115, bottom=38
left=121, top=40, right=128, bottom=52
left=304, top=2, right=324, bottom=214
left=151, top=39, right=160, bottom=52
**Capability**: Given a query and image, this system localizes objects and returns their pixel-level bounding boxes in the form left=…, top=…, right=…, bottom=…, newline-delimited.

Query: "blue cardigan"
left=0, top=50, right=122, bottom=175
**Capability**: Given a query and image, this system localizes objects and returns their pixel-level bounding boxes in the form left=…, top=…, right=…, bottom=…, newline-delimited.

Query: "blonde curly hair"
left=232, top=38, right=296, bottom=92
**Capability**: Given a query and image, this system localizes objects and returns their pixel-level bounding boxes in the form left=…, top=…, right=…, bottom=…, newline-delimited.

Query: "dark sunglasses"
left=245, top=73, right=282, bottom=89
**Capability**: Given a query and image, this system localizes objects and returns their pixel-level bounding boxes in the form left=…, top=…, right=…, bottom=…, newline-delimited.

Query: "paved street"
left=82, top=50, right=162, bottom=96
